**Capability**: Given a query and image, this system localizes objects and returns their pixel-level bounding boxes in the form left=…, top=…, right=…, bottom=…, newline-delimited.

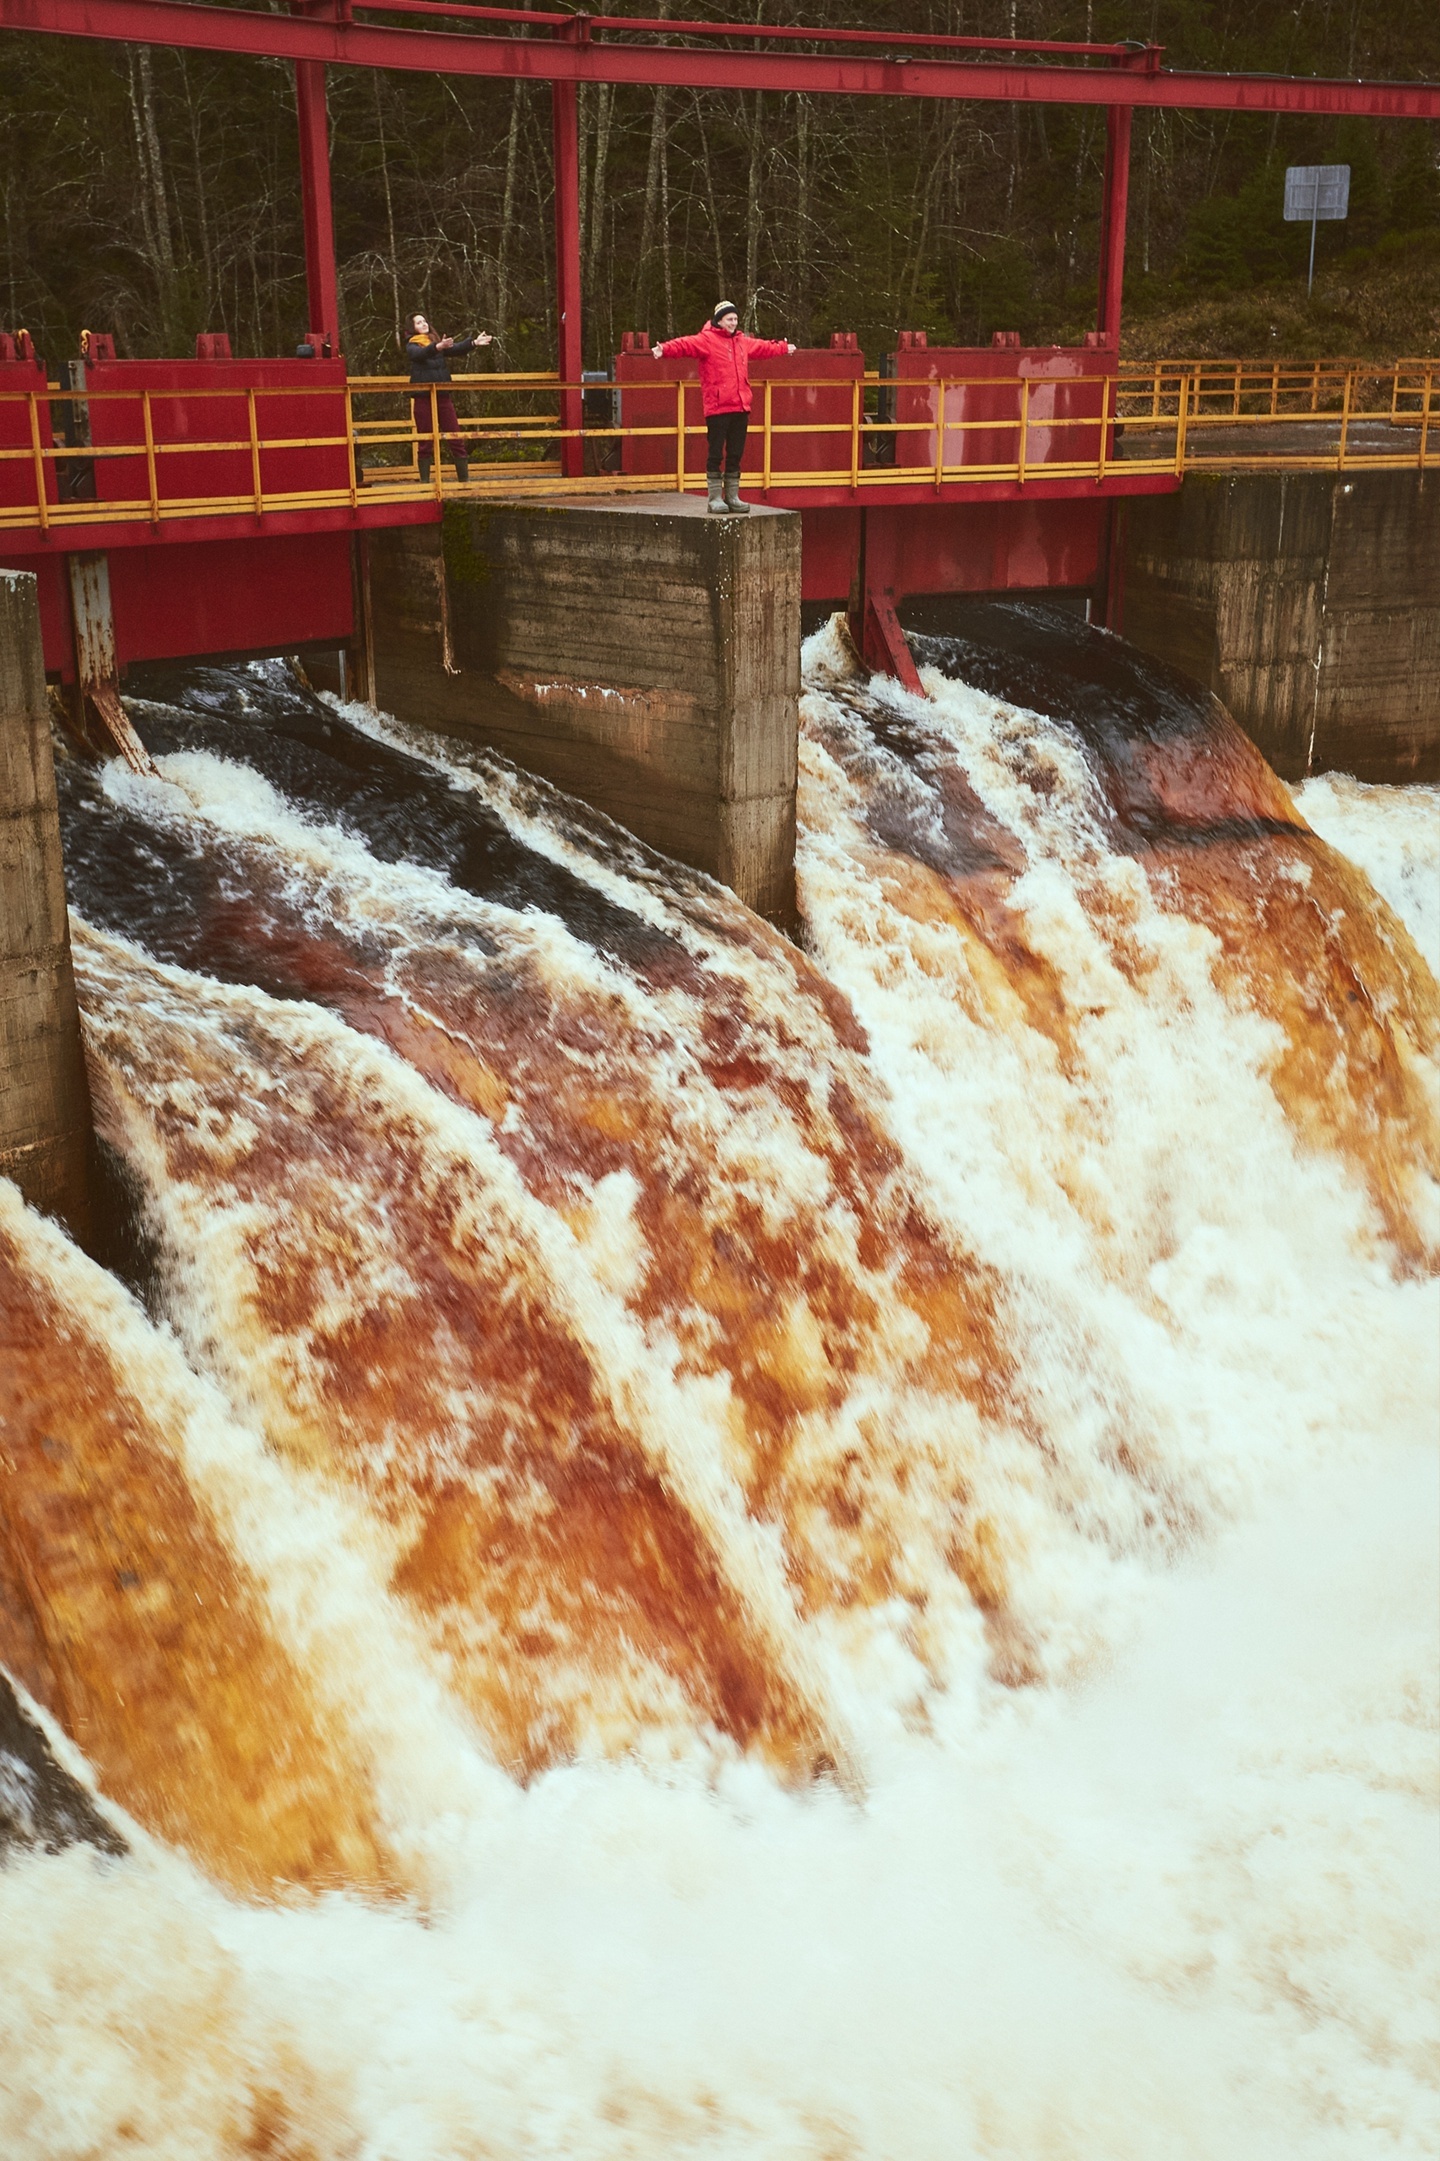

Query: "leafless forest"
left=2, top=2, right=1436, bottom=370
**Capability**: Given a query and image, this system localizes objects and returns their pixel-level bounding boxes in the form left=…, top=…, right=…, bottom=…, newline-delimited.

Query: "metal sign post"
left=1285, top=163, right=1350, bottom=295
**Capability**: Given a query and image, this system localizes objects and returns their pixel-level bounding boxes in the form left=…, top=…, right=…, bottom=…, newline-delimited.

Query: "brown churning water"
left=1, top=608, right=1436, bottom=2159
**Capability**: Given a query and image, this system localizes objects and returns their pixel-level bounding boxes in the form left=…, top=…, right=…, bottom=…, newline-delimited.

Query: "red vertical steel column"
left=295, top=59, right=340, bottom=352
left=1096, top=103, right=1132, bottom=347
left=552, top=78, right=583, bottom=478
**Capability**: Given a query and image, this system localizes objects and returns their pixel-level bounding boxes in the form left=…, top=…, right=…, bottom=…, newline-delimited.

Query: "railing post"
left=344, top=381, right=358, bottom=509
left=674, top=378, right=685, bottom=493
left=850, top=378, right=861, bottom=489
left=1017, top=377, right=1029, bottom=485
left=247, top=387, right=263, bottom=516
left=1175, top=369, right=1189, bottom=475
left=1338, top=366, right=1354, bottom=469
left=141, top=389, right=159, bottom=527
left=762, top=377, right=773, bottom=492
left=27, top=395, right=49, bottom=534
left=1422, top=364, right=1434, bottom=471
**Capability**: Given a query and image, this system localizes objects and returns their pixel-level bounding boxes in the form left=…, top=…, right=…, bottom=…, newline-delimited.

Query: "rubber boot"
left=723, top=473, right=750, bottom=514
left=418, top=455, right=433, bottom=490
left=454, top=454, right=471, bottom=484
left=706, top=474, right=726, bottom=514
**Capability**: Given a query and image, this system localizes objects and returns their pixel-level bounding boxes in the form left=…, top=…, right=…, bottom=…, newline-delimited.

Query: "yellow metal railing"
left=0, top=358, right=1434, bottom=534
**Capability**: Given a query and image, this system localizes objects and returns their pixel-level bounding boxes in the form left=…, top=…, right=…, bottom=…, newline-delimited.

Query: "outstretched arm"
left=652, top=332, right=707, bottom=359
left=745, top=336, right=797, bottom=359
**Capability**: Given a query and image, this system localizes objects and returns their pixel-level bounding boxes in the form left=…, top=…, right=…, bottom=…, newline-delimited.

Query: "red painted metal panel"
left=3, top=3, right=1434, bottom=118
left=751, top=347, right=866, bottom=479
left=893, top=341, right=1119, bottom=478
left=0, top=356, right=56, bottom=517
left=80, top=358, right=351, bottom=513
left=889, top=498, right=1107, bottom=597
left=104, top=530, right=353, bottom=665
left=615, top=347, right=700, bottom=480
left=800, top=507, right=861, bottom=604
left=803, top=500, right=1107, bottom=607
left=616, top=343, right=866, bottom=482
left=0, top=549, right=72, bottom=676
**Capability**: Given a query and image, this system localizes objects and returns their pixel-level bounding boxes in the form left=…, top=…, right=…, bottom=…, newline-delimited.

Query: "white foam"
left=3, top=649, right=1435, bottom=2154
left=1296, top=772, right=1440, bottom=980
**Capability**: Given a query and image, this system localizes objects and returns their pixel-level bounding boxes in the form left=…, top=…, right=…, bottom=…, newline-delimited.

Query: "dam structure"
left=0, top=1, right=1437, bottom=920
left=0, top=10, right=1438, bottom=2158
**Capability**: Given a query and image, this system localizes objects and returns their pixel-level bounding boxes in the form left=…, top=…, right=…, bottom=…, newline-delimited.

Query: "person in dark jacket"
left=405, top=312, right=492, bottom=485
left=652, top=301, right=795, bottom=513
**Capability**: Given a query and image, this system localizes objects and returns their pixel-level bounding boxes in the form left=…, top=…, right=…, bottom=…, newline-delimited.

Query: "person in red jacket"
left=652, top=302, right=796, bottom=514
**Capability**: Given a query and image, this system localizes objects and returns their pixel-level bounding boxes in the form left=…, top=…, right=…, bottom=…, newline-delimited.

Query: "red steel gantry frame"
left=4, top=0, right=1438, bottom=473
left=1, top=0, right=1435, bottom=697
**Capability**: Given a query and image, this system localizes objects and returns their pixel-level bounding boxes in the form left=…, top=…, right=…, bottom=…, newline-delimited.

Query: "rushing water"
left=1, top=606, right=1436, bottom=2158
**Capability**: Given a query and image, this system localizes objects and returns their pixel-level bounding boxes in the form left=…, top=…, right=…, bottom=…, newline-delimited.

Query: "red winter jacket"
left=657, top=322, right=791, bottom=416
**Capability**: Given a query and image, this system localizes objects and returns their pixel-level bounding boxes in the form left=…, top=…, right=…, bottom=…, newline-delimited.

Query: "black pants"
left=706, top=409, right=749, bottom=477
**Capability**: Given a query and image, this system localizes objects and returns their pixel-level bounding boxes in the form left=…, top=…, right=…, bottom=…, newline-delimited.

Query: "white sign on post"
left=1284, top=164, right=1351, bottom=294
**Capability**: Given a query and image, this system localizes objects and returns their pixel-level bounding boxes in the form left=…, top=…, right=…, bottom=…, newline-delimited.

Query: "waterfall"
left=2, top=610, right=1435, bottom=2158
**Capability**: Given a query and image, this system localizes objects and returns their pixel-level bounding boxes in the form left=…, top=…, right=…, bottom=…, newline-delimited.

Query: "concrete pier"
left=0, top=571, right=91, bottom=1236
left=1122, top=470, right=1440, bottom=783
left=366, top=494, right=802, bottom=924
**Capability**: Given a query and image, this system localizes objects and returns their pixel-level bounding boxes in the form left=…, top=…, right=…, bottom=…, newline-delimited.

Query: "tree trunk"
left=693, top=94, right=726, bottom=301
left=495, top=79, right=523, bottom=358
left=178, top=54, right=215, bottom=320
left=372, top=74, right=402, bottom=358
left=636, top=87, right=668, bottom=332
left=586, top=82, right=612, bottom=285
left=126, top=45, right=179, bottom=344
left=794, top=93, right=810, bottom=335
left=745, top=92, right=765, bottom=326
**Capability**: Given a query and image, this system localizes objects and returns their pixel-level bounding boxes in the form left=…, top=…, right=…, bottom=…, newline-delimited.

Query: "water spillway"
left=2, top=613, right=1436, bottom=2156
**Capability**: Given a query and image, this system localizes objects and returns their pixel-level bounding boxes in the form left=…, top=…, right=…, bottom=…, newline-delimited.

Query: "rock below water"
left=0, top=1672, right=126, bottom=1862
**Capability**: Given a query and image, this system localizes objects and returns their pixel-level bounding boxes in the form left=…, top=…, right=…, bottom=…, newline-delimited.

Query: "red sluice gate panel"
left=800, top=507, right=863, bottom=603
left=105, top=531, right=353, bottom=666
left=81, top=358, right=352, bottom=512
left=797, top=499, right=1106, bottom=605
left=0, top=551, right=73, bottom=677
left=0, top=353, right=58, bottom=522
left=615, top=343, right=865, bottom=482
left=892, top=339, right=1118, bottom=477
left=891, top=498, right=1106, bottom=596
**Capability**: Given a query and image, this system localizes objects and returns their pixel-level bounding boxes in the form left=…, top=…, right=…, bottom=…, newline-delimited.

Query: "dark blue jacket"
left=405, top=332, right=481, bottom=385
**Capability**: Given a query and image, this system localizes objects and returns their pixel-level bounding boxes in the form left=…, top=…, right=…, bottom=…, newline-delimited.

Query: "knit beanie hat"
left=710, top=301, right=739, bottom=325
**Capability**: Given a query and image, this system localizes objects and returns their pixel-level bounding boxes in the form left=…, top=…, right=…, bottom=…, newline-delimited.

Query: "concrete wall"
left=366, top=494, right=801, bottom=924
left=0, top=571, right=91, bottom=1236
left=1122, top=470, right=1440, bottom=782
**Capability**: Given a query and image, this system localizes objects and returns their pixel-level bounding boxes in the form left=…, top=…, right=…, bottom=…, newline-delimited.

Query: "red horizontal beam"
left=0, top=496, right=440, bottom=556
left=1, top=0, right=1435, bottom=116
left=765, top=473, right=1184, bottom=509
left=0, top=473, right=1183, bottom=558
left=362, top=2, right=1140, bottom=63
